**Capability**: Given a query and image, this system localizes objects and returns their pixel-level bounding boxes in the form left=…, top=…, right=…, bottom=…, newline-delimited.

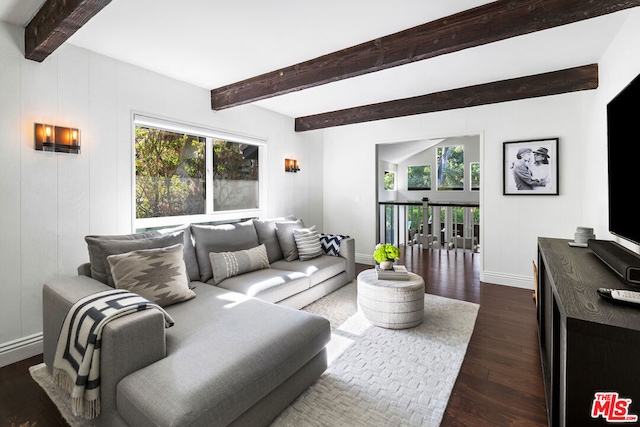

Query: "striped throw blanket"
left=53, top=289, right=174, bottom=419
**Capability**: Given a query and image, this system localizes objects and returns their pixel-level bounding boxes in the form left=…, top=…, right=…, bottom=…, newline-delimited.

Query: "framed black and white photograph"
left=503, top=138, right=559, bottom=195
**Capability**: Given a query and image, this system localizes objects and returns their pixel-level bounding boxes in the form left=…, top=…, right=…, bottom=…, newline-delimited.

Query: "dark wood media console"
left=537, top=238, right=640, bottom=426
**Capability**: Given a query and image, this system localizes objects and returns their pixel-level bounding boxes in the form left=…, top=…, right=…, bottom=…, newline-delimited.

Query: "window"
left=407, top=165, right=431, bottom=190
left=437, top=146, right=464, bottom=191
left=470, top=162, right=480, bottom=191
left=133, top=115, right=265, bottom=228
left=384, top=170, right=395, bottom=190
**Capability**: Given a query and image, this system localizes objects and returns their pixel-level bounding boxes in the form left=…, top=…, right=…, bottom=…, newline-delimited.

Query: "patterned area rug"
left=30, top=281, right=478, bottom=427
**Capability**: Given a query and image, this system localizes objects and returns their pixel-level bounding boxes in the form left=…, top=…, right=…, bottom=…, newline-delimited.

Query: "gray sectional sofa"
left=42, top=217, right=355, bottom=427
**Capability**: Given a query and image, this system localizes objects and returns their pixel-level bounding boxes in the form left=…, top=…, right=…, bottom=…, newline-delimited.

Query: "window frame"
left=436, top=145, right=465, bottom=191
left=470, top=161, right=480, bottom=191
left=383, top=170, right=396, bottom=191
left=132, top=114, right=267, bottom=230
left=407, top=164, right=432, bottom=191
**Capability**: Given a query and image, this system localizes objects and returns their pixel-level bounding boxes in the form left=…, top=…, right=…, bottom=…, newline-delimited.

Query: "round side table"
left=357, top=269, right=425, bottom=329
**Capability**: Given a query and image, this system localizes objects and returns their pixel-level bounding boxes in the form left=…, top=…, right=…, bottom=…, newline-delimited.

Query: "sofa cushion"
left=157, top=224, right=200, bottom=282
left=215, top=268, right=309, bottom=303
left=91, top=232, right=184, bottom=287
left=271, top=255, right=347, bottom=287
left=85, top=230, right=159, bottom=284
left=275, top=220, right=306, bottom=262
left=293, top=227, right=322, bottom=261
left=191, top=220, right=260, bottom=282
left=208, top=244, right=270, bottom=285
left=116, top=284, right=330, bottom=427
left=107, top=243, right=196, bottom=307
left=252, top=216, right=296, bottom=263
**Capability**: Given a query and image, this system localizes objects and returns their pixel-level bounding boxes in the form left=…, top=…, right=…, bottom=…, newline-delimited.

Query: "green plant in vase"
left=373, top=243, right=400, bottom=270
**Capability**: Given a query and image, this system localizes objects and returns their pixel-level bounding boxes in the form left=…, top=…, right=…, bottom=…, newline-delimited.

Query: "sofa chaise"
left=42, top=217, right=355, bottom=426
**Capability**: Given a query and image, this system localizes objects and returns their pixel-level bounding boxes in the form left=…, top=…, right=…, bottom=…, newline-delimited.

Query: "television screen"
left=607, top=72, right=640, bottom=246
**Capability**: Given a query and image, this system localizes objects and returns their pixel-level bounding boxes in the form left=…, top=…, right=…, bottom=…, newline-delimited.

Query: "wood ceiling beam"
left=294, top=64, right=598, bottom=132
left=211, top=0, right=635, bottom=110
left=25, top=0, right=112, bottom=62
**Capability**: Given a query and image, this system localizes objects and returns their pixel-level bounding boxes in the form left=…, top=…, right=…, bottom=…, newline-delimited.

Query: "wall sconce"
left=285, top=158, right=300, bottom=173
left=34, top=123, right=80, bottom=154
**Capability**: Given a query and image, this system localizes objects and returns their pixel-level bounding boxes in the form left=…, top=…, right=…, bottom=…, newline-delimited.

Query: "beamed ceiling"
left=5, top=0, right=638, bottom=131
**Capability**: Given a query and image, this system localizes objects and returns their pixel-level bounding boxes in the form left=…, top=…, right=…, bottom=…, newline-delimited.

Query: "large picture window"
left=134, top=115, right=264, bottom=228
left=437, top=146, right=464, bottom=191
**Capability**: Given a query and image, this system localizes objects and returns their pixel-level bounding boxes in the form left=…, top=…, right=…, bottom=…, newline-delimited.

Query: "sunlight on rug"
left=30, top=281, right=478, bottom=427
left=272, top=282, right=479, bottom=427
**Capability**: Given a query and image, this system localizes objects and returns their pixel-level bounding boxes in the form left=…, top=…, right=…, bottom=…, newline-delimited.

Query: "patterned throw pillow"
left=106, top=243, right=196, bottom=307
left=319, top=233, right=349, bottom=256
left=209, top=244, right=270, bottom=285
left=293, top=227, right=323, bottom=261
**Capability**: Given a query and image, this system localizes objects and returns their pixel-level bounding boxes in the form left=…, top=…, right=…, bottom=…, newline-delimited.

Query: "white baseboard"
left=0, top=333, right=43, bottom=368
left=355, top=253, right=374, bottom=265
left=481, top=270, right=534, bottom=290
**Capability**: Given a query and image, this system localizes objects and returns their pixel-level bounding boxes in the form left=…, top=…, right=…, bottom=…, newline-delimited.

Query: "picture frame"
left=503, top=138, right=559, bottom=195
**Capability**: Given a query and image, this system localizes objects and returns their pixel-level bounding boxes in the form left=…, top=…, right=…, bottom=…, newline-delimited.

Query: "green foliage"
left=437, top=146, right=464, bottom=190
left=135, top=127, right=205, bottom=218
left=407, top=165, right=431, bottom=190
left=384, top=171, right=395, bottom=190
left=212, top=139, right=259, bottom=211
left=471, top=162, right=480, bottom=190
left=373, top=243, right=400, bottom=262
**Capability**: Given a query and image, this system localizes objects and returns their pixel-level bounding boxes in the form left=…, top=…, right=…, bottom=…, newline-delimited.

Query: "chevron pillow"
left=319, top=233, right=349, bottom=256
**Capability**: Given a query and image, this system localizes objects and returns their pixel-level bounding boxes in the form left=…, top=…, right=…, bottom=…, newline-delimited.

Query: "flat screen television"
left=607, top=72, right=640, bottom=246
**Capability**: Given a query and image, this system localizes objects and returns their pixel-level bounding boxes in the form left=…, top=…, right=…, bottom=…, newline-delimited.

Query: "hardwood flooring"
left=1, top=247, right=547, bottom=427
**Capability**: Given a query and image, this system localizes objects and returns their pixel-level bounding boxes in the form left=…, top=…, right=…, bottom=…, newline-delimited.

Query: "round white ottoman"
left=357, top=269, right=425, bottom=329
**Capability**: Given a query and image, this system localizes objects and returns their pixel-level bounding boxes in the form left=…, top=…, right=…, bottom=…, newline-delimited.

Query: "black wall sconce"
left=285, top=158, right=300, bottom=173
left=35, top=123, right=80, bottom=154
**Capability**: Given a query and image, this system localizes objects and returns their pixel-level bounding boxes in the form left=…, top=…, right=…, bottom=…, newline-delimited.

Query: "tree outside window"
left=212, top=140, right=259, bottom=212
left=408, top=165, right=431, bottom=190
left=471, top=162, right=480, bottom=191
left=384, top=171, right=395, bottom=190
left=135, top=127, right=205, bottom=219
left=437, top=146, right=464, bottom=191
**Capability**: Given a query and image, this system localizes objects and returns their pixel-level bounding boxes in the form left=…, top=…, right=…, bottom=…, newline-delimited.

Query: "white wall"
left=323, top=91, right=591, bottom=285
left=0, top=22, right=321, bottom=367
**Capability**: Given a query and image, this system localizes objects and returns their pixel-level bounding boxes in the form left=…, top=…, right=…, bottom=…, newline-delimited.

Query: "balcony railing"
left=378, top=199, right=480, bottom=252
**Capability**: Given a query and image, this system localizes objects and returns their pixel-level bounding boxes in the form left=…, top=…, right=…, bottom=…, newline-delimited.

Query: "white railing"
left=378, top=199, right=480, bottom=252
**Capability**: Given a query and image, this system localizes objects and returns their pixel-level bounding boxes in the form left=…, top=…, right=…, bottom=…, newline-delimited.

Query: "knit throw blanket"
left=53, top=289, right=174, bottom=419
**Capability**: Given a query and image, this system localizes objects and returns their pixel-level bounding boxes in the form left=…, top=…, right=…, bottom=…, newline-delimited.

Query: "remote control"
left=597, top=288, right=640, bottom=306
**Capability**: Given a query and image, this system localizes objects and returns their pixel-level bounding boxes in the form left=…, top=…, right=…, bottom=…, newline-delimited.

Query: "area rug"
left=30, top=281, right=479, bottom=427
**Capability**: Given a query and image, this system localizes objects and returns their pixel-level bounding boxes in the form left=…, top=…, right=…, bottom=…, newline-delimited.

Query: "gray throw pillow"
left=85, top=230, right=160, bottom=284
left=94, top=232, right=184, bottom=287
left=208, top=244, right=270, bottom=285
left=191, top=220, right=260, bottom=282
left=275, top=220, right=306, bottom=262
left=252, top=215, right=296, bottom=263
left=107, top=243, right=196, bottom=307
left=293, top=227, right=322, bottom=261
left=157, top=224, right=200, bottom=282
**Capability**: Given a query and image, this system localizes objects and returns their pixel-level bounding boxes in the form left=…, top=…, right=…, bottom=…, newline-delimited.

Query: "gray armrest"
left=43, top=276, right=167, bottom=420
left=339, top=237, right=356, bottom=281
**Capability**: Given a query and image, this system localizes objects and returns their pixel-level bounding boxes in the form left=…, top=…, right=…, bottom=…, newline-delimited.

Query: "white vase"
left=379, top=261, right=394, bottom=270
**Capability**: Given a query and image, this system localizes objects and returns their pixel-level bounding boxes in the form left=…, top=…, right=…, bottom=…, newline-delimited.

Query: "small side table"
left=357, top=269, right=425, bottom=329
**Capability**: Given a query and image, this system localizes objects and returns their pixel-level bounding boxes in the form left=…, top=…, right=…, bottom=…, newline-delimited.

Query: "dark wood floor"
left=1, top=247, right=547, bottom=427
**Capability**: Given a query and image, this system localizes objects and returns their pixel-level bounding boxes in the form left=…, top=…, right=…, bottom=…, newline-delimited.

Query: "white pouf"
left=357, top=269, right=425, bottom=329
